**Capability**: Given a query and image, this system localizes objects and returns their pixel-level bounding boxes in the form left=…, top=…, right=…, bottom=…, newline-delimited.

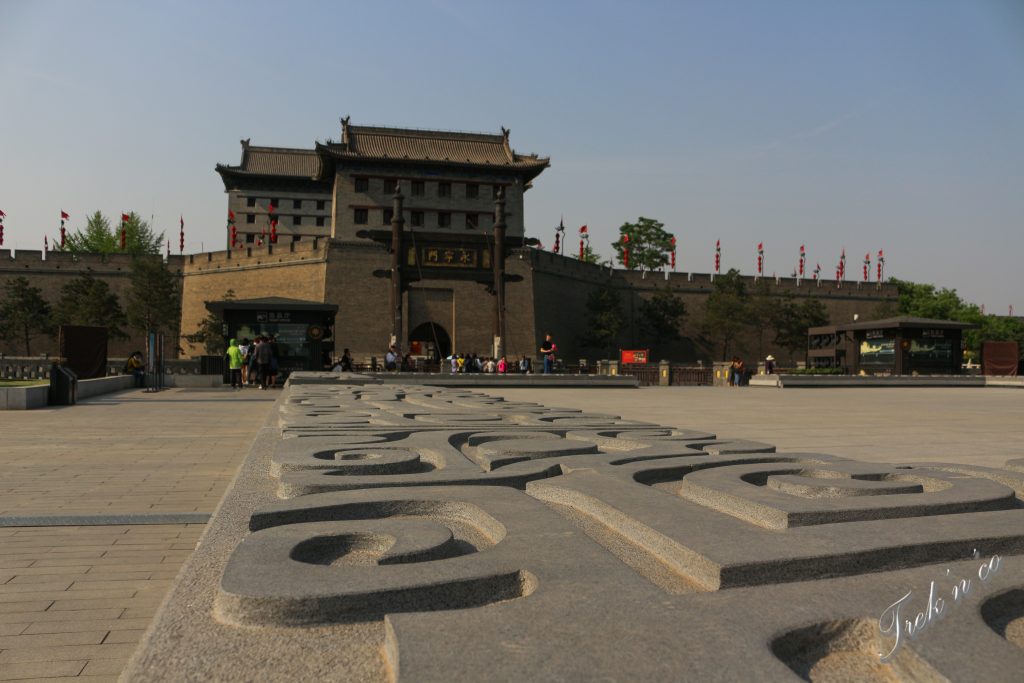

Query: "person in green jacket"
left=226, top=338, right=244, bottom=389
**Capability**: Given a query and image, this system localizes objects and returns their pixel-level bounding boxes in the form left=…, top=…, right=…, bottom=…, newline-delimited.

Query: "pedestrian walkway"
left=0, top=388, right=275, bottom=682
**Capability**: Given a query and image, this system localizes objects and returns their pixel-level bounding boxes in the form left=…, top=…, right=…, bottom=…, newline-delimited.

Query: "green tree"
left=611, top=217, right=674, bottom=273
left=577, top=243, right=602, bottom=265
left=638, top=285, right=687, bottom=345
left=184, top=290, right=235, bottom=354
left=888, top=278, right=966, bottom=320
left=64, top=211, right=164, bottom=255
left=53, top=270, right=128, bottom=339
left=581, top=283, right=624, bottom=357
left=0, top=277, right=53, bottom=355
left=746, top=278, right=777, bottom=360
left=702, top=269, right=747, bottom=360
left=773, top=297, right=830, bottom=357
left=64, top=211, right=116, bottom=253
left=126, top=258, right=180, bottom=337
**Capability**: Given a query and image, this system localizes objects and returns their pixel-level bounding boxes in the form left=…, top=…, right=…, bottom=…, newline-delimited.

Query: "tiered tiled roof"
left=321, top=124, right=549, bottom=172
left=216, top=140, right=322, bottom=179
left=216, top=121, right=549, bottom=184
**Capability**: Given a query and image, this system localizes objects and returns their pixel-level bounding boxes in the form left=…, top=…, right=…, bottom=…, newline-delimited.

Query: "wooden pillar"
left=390, top=187, right=405, bottom=348
left=492, top=187, right=507, bottom=358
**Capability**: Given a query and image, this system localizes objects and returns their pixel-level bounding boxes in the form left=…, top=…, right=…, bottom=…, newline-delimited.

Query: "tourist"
left=254, top=336, right=273, bottom=389
left=728, top=357, right=740, bottom=386
left=765, top=355, right=776, bottom=375
left=239, top=338, right=251, bottom=385
left=226, top=338, right=244, bottom=389
left=497, top=356, right=507, bottom=374
left=449, top=354, right=458, bottom=374
left=385, top=344, right=399, bottom=371
left=124, top=351, right=145, bottom=387
left=337, top=348, right=353, bottom=372
left=268, top=336, right=281, bottom=388
left=247, top=338, right=260, bottom=386
left=484, top=357, right=496, bottom=373
left=457, top=354, right=466, bottom=373
left=519, top=356, right=531, bottom=374
left=539, top=333, right=557, bottom=374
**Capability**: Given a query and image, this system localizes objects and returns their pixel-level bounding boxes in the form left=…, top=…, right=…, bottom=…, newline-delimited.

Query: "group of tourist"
left=447, top=353, right=528, bottom=374
left=728, top=354, right=776, bottom=386
left=226, top=336, right=280, bottom=390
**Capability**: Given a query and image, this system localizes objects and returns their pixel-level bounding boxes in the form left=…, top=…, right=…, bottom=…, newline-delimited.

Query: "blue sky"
left=1, top=0, right=1021, bottom=311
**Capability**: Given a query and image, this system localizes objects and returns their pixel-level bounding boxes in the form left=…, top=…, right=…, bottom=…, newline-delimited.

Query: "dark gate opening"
left=408, top=322, right=451, bottom=361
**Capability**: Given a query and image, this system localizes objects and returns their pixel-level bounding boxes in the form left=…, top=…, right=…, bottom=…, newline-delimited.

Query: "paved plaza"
left=0, top=389, right=275, bottom=682
left=489, top=386, right=1024, bottom=469
left=1, top=383, right=1022, bottom=681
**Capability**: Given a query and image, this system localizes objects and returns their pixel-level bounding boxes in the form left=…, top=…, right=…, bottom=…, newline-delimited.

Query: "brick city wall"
left=524, top=249, right=899, bottom=365
left=0, top=249, right=185, bottom=358
left=178, top=240, right=329, bottom=356
left=0, top=240, right=900, bottom=368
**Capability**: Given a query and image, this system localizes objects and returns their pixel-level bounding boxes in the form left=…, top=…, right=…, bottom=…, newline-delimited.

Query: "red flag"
left=670, top=236, right=677, bottom=271
left=121, top=213, right=130, bottom=223
left=715, top=239, right=721, bottom=273
left=0, top=209, right=6, bottom=218
left=270, top=219, right=278, bottom=244
left=622, top=233, right=630, bottom=269
left=267, top=203, right=275, bottom=215
left=579, top=238, right=585, bottom=260
left=228, top=209, right=236, bottom=223
left=579, top=225, right=588, bottom=234
left=60, top=210, right=70, bottom=220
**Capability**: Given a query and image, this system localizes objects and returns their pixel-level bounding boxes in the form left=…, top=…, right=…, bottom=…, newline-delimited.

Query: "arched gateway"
left=408, top=322, right=451, bottom=361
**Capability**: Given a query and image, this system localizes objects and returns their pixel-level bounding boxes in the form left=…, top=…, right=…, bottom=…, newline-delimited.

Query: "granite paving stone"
left=121, top=376, right=1024, bottom=681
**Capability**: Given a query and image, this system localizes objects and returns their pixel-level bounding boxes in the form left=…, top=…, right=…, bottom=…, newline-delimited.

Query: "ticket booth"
left=809, top=317, right=973, bottom=376
left=204, top=297, right=338, bottom=375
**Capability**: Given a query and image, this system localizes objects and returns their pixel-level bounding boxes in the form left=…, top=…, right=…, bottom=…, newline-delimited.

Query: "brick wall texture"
left=0, top=242, right=898, bottom=366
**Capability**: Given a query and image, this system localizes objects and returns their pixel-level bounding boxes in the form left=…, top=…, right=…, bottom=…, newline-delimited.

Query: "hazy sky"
left=1, top=1, right=1021, bottom=311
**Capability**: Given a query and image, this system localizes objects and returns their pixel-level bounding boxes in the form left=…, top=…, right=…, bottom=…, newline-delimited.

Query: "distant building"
left=216, top=118, right=549, bottom=245
left=807, top=316, right=974, bottom=375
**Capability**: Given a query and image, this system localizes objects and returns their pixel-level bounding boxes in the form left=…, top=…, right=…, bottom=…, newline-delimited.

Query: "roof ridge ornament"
left=341, top=116, right=351, bottom=145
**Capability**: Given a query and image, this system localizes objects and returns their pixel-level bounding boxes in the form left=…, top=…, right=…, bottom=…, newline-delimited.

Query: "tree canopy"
left=64, top=211, right=164, bottom=255
left=638, top=285, right=687, bottom=346
left=611, top=217, right=674, bottom=273
left=0, top=277, right=52, bottom=355
left=184, top=290, right=235, bottom=355
left=884, top=278, right=1024, bottom=356
left=580, top=283, right=624, bottom=355
left=126, top=258, right=180, bottom=337
left=773, top=296, right=830, bottom=356
left=53, top=270, right=128, bottom=339
left=577, top=243, right=603, bottom=265
left=701, top=269, right=747, bottom=360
